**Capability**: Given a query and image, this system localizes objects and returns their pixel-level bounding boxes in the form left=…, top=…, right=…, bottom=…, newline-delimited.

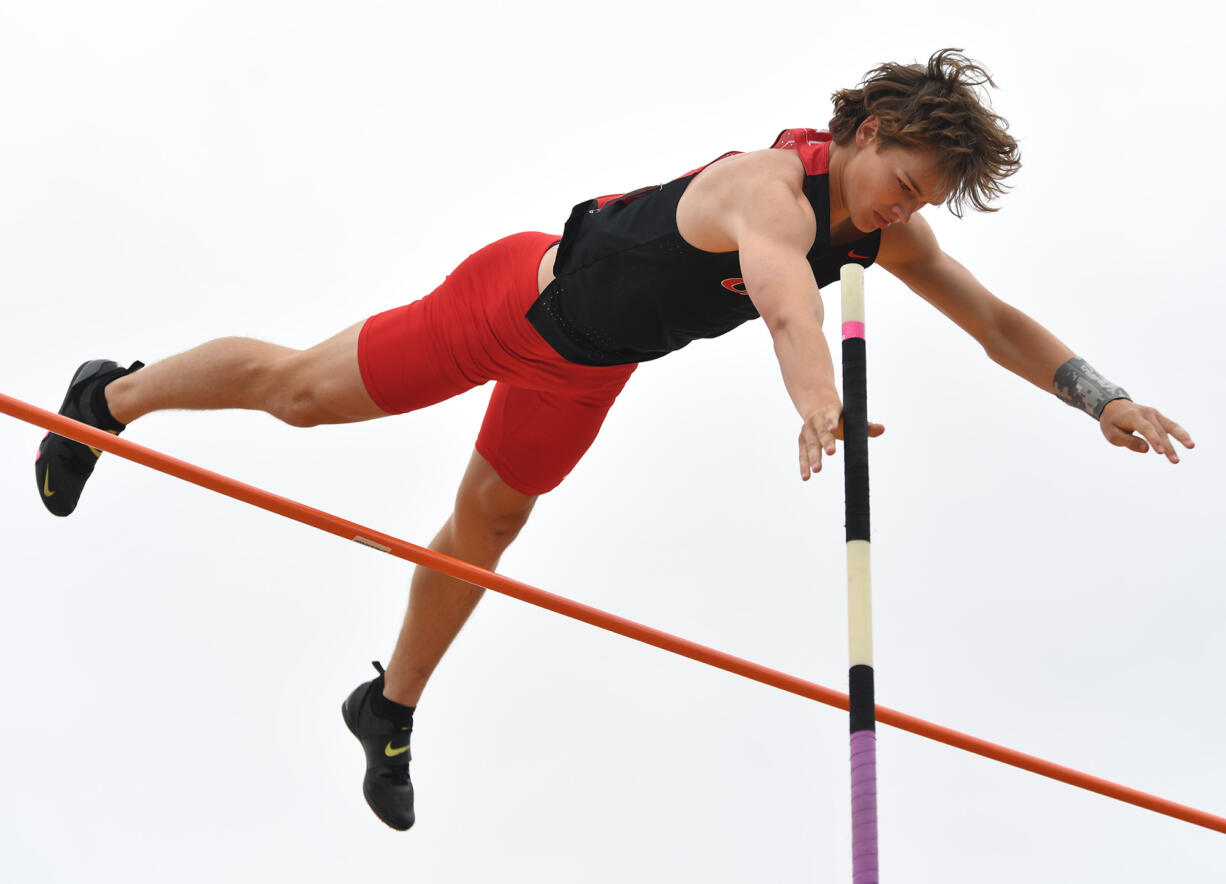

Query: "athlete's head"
left=829, top=49, right=1021, bottom=217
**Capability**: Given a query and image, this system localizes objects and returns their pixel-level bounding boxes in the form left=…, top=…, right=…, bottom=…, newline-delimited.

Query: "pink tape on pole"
left=842, top=321, right=865, bottom=341
left=850, top=729, right=880, bottom=883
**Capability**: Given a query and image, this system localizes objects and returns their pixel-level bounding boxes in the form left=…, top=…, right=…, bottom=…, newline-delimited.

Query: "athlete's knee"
left=482, top=503, right=535, bottom=547
left=453, top=469, right=538, bottom=552
left=264, top=352, right=328, bottom=428
left=266, top=325, right=380, bottom=427
left=459, top=495, right=536, bottom=550
left=273, top=391, right=325, bottom=428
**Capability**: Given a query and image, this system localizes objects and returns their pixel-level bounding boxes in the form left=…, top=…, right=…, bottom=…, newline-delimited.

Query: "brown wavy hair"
left=829, top=49, right=1022, bottom=216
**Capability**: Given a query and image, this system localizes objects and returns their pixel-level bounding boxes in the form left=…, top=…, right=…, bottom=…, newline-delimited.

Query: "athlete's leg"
left=105, top=322, right=387, bottom=427
left=382, top=449, right=537, bottom=706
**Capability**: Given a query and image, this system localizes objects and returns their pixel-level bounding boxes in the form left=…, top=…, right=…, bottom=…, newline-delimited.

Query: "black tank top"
left=526, top=129, right=881, bottom=366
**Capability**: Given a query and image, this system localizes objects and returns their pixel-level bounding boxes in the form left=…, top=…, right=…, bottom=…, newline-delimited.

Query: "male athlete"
left=33, top=50, right=1193, bottom=830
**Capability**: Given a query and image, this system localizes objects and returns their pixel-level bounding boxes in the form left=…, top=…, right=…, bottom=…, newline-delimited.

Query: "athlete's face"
left=843, top=116, right=949, bottom=233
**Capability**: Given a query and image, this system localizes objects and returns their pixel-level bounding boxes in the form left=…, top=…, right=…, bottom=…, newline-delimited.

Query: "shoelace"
left=57, top=439, right=100, bottom=472
left=381, top=764, right=411, bottom=786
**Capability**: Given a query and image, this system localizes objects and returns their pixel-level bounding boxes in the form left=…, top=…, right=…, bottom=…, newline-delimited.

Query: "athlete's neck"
left=827, top=140, right=851, bottom=230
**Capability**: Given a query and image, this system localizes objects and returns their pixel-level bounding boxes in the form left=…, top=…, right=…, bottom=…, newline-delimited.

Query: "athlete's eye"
left=899, top=179, right=912, bottom=193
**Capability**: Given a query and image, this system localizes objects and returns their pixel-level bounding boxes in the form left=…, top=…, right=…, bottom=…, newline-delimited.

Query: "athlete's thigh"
left=475, top=379, right=631, bottom=496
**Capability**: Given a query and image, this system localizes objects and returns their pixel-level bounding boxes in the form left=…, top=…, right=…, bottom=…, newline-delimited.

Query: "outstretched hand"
left=799, top=403, right=885, bottom=481
left=1099, top=399, right=1194, bottom=464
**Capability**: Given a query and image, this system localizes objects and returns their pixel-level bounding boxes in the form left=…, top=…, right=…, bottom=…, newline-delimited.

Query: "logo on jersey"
left=721, top=278, right=748, bottom=294
left=848, top=250, right=871, bottom=260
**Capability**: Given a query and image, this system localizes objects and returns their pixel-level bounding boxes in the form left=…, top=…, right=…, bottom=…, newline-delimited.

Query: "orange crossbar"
left=3, top=389, right=1223, bottom=836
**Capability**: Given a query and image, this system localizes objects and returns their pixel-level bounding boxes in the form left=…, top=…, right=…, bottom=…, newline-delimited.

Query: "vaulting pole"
left=841, top=263, right=878, bottom=882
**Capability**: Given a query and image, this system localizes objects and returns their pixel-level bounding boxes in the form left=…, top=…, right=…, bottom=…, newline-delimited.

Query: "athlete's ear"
left=855, top=115, right=880, bottom=148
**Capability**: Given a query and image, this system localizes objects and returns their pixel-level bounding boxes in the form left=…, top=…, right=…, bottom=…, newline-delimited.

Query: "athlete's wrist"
left=1053, top=357, right=1130, bottom=419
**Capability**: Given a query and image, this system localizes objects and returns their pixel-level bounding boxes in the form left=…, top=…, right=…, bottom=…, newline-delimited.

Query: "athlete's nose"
left=893, top=195, right=923, bottom=223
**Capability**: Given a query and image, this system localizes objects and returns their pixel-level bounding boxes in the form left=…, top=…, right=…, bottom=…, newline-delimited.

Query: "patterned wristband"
left=1053, top=357, right=1130, bottom=419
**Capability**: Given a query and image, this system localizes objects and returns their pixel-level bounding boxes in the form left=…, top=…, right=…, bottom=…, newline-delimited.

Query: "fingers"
left=799, top=433, right=816, bottom=480
left=822, top=413, right=839, bottom=455
left=1103, top=415, right=1161, bottom=457
left=1160, top=413, right=1195, bottom=451
left=798, top=426, right=827, bottom=480
left=1111, top=430, right=1151, bottom=455
left=1102, top=403, right=1194, bottom=464
left=1137, top=415, right=1168, bottom=459
left=1145, top=409, right=1197, bottom=463
left=799, top=409, right=840, bottom=480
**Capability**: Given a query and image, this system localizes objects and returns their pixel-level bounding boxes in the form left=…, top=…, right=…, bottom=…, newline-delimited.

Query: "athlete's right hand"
left=799, top=401, right=885, bottom=481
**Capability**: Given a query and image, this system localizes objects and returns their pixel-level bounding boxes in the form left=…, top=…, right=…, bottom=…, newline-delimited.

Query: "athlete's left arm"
left=875, top=216, right=1194, bottom=463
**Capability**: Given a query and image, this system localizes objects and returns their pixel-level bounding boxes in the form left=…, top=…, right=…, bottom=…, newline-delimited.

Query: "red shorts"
left=357, top=231, right=637, bottom=495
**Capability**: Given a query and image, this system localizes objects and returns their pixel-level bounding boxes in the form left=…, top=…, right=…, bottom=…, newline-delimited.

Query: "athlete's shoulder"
left=702, top=146, right=803, bottom=177
left=678, top=149, right=810, bottom=253
left=691, top=148, right=807, bottom=211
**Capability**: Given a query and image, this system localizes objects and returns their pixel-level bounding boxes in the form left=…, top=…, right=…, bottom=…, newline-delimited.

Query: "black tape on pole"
left=842, top=337, right=870, bottom=542
left=849, top=664, right=877, bottom=733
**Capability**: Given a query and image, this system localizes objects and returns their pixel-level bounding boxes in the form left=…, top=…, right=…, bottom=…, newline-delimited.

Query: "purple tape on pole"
left=850, top=729, right=879, bottom=884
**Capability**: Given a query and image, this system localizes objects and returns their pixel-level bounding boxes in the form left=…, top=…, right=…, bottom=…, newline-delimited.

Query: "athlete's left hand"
left=1099, top=399, right=1194, bottom=464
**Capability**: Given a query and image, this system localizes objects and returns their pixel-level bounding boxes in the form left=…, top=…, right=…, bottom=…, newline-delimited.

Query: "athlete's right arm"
left=726, top=169, right=880, bottom=479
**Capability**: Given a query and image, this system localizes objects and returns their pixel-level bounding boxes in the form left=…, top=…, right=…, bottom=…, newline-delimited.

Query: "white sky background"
left=1, top=1, right=1223, bottom=881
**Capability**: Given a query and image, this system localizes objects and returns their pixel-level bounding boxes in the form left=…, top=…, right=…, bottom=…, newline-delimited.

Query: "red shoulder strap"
left=770, top=128, right=831, bottom=175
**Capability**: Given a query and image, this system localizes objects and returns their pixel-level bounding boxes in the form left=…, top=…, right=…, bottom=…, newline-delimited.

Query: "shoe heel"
left=341, top=698, right=361, bottom=738
left=71, top=359, right=113, bottom=384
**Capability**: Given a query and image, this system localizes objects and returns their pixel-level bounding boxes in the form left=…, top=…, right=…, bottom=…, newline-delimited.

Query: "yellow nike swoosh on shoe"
left=43, top=468, right=55, bottom=498
left=384, top=742, right=410, bottom=758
